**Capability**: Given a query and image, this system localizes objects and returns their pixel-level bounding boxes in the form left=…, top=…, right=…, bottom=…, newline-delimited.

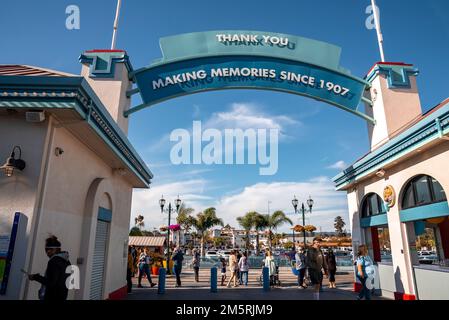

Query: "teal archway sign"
left=125, top=31, right=374, bottom=123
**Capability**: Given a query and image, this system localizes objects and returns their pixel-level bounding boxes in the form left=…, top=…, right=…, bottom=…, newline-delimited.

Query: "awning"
left=128, top=236, right=166, bottom=247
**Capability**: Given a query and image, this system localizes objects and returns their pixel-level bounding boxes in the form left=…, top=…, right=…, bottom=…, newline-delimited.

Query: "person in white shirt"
left=238, top=251, right=250, bottom=286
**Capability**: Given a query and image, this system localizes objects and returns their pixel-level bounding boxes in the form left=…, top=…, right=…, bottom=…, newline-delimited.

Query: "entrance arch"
left=124, top=31, right=374, bottom=123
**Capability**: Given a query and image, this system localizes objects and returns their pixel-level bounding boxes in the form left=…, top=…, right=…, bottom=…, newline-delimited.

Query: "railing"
left=182, top=255, right=356, bottom=269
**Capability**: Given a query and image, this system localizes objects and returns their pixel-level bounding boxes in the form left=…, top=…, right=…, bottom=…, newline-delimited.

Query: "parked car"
left=418, top=251, right=438, bottom=264
left=205, top=250, right=218, bottom=258
left=219, top=250, right=233, bottom=258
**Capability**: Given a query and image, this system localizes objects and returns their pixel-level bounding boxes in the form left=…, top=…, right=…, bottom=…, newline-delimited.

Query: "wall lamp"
left=0, top=146, right=26, bottom=177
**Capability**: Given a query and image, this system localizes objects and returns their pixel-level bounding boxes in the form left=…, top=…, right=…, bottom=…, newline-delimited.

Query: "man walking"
left=172, top=246, right=184, bottom=287
left=306, top=238, right=328, bottom=300
left=295, top=247, right=307, bottom=289
left=28, top=235, right=71, bottom=300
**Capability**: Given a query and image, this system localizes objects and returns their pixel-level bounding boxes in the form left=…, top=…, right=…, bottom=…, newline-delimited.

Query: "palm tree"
left=134, top=214, right=145, bottom=230
left=236, top=211, right=257, bottom=250
left=176, top=203, right=195, bottom=229
left=191, top=207, right=224, bottom=256
left=265, top=210, right=293, bottom=250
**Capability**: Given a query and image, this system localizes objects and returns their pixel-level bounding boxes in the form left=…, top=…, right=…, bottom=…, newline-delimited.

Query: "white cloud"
left=204, top=102, right=300, bottom=139
left=130, top=177, right=349, bottom=233
left=327, top=160, right=348, bottom=170
left=131, top=179, right=213, bottom=229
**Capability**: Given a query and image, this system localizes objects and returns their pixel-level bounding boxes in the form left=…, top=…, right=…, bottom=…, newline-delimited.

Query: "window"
left=378, top=227, right=392, bottom=262
left=401, top=175, right=447, bottom=210
left=361, top=193, right=385, bottom=218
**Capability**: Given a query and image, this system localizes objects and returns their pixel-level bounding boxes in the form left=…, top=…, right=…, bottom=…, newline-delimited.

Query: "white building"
left=334, top=62, right=449, bottom=300
left=0, top=51, right=152, bottom=300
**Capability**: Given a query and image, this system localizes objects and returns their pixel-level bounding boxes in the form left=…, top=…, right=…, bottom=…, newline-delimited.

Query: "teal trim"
left=400, top=202, right=449, bottom=222
left=366, top=64, right=419, bottom=89
left=414, top=221, right=426, bottom=236
left=129, top=55, right=372, bottom=122
left=333, top=100, right=449, bottom=189
left=98, top=207, right=112, bottom=222
left=157, top=30, right=344, bottom=71
left=79, top=51, right=134, bottom=79
left=0, top=75, right=152, bottom=186
left=360, top=214, right=388, bottom=228
left=126, top=88, right=140, bottom=98
left=124, top=87, right=375, bottom=124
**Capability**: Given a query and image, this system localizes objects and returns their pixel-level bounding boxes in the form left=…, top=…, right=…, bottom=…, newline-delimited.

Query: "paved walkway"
left=127, top=267, right=384, bottom=300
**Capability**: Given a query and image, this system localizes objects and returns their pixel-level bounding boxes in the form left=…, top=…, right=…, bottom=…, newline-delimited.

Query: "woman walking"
left=326, top=249, right=337, bottom=288
left=264, top=251, right=276, bottom=285
left=238, top=251, right=250, bottom=286
left=226, top=250, right=239, bottom=287
left=137, top=248, right=156, bottom=288
left=356, top=244, right=374, bottom=300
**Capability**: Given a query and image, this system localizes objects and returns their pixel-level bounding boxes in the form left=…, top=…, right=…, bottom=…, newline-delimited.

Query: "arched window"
left=401, top=175, right=447, bottom=210
left=361, top=193, right=385, bottom=218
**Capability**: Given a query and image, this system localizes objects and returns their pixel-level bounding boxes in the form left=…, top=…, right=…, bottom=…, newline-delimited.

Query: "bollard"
left=262, top=267, right=270, bottom=291
left=158, top=267, right=166, bottom=294
left=210, top=267, right=217, bottom=293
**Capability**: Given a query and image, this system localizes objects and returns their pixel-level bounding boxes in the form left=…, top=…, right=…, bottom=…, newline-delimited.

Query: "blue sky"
left=2, top=0, right=449, bottom=232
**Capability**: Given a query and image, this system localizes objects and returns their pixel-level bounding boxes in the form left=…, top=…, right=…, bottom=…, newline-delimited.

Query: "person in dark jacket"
left=28, top=235, right=71, bottom=300
left=172, top=246, right=184, bottom=287
left=306, top=237, right=328, bottom=300
left=325, top=249, right=337, bottom=288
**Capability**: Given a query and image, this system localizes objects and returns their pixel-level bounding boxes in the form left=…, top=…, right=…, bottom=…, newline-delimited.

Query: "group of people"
left=294, top=240, right=337, bottom=291
left=292, top=237, right=337, bottom=300
left=26, top=235, right=375, bottom=300
left=293, top=238, right=375, bottom=300
left=126, top=245, right=186, bottom=292
left=220, top=250, right=250, bottom=287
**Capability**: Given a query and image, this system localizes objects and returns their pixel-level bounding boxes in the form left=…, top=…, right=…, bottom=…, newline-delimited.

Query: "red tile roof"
left=0, top=64, right=76, bottom=77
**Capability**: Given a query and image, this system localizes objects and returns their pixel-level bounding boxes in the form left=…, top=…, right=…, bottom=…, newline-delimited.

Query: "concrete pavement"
left=127, top=267, right=385, bottom=300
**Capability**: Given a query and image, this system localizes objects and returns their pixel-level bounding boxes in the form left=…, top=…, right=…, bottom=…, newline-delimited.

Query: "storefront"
left=0, top=52, right=153, bottom=300
left=334, top=62, right=449, bottom=300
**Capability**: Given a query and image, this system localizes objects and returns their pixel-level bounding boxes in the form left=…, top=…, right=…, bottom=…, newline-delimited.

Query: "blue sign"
left=126, top=31, right=373, bottom=122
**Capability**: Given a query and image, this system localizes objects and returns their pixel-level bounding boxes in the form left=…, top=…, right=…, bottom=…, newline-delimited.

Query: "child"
left=220, top=257, right=227, bottom=286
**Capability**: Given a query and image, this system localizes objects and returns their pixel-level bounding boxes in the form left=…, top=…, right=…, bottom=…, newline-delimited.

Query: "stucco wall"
left=24, top=120, right=133, bottom=300
left=0, top=115, right=51, bottom=299
left=347, top=139, right=449, bottom=297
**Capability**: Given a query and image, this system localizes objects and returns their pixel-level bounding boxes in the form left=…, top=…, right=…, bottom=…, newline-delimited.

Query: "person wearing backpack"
left=356, top=244, right=374, bottom=300
left=28, top=235, right=71, bottom=300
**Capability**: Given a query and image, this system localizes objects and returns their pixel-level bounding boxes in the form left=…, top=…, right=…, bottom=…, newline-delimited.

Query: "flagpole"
left=371, top=0, right=386, bottom=62
left=111, top=0, right=122, bottom=49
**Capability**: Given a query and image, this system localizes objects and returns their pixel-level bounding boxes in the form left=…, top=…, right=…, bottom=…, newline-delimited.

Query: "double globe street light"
left=292, top=195, right=314, bottom=250
left=159, top=195, right=182, bottom=274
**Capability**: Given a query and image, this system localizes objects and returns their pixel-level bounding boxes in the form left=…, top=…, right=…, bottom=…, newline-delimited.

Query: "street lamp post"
left=292, top=195, right=314, bottom=249
left=159, top=195, right=182, bottom=275
left=291, top=196, right=299, bottom=250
